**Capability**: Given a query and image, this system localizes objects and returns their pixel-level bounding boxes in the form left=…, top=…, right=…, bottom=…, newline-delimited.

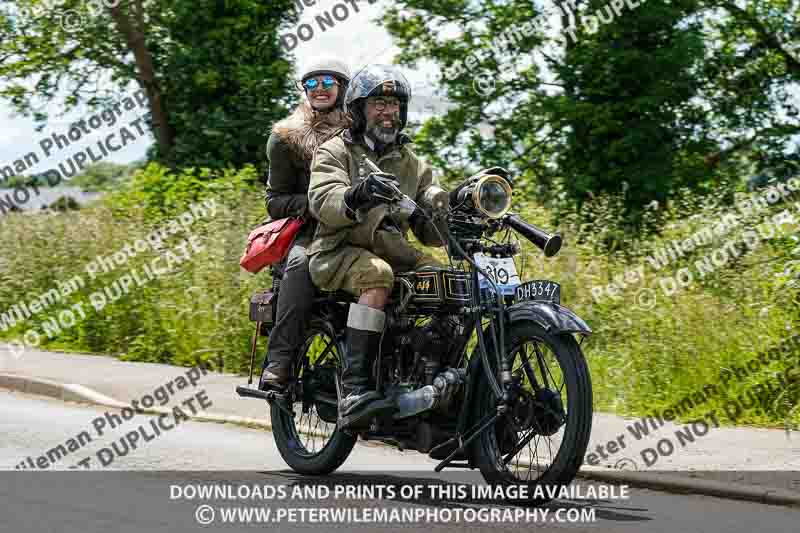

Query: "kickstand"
left=247, top=321, right=262, bottom=386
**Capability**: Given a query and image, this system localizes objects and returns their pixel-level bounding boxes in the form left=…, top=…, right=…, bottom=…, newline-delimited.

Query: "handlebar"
left=361, top=155, right=561, bottom=258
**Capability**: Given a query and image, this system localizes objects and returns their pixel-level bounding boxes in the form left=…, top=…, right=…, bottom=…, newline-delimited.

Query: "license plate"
left=474, top=253, right=521, bottom=295
left=515, top=280, right=561, bottom=304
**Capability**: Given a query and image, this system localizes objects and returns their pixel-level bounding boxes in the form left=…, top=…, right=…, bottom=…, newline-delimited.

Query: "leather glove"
left=344, top=172, right=400, bottom=217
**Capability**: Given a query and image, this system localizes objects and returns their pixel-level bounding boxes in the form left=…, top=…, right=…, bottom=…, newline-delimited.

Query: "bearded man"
left=307, top=64, right=450, bottom=428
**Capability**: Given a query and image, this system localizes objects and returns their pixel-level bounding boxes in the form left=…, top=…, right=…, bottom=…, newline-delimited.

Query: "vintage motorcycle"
left=237, top=168, right=593, bottom=504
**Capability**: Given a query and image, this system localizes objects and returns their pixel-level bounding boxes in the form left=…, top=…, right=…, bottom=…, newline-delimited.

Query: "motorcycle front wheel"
left=470, top=320, right=593, bottom=505
left=270, top=317, right=356, bottom=474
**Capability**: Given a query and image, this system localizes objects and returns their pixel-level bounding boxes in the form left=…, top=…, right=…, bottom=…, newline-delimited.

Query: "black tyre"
left=270, top=318, right=357, bottom=474
left=470, top=320, right=592, bottom=505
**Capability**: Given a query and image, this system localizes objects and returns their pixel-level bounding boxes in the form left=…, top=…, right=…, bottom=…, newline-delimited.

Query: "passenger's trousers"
left=263, top=244, right=316, bottom=372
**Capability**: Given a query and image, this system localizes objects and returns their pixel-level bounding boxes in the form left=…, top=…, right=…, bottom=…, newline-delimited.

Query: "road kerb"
left=0, top=372, right=274, bottom=430
left=559, top=466, right=800, bottom=508
left=3, top=372, right=800, bottom=508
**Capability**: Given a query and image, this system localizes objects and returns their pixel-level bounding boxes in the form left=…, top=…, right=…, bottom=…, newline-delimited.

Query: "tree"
left=0, top=0, right=297, bottom=170
left=384, top=0, right=798, bottom=235
left=697, top=0, right=800, bottom=174
left=550, top=0, right=710, bottom=228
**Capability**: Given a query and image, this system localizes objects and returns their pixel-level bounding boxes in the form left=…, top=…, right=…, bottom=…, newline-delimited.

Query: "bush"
left=0, top=163, right=269, bottom=373
left=48, top=196, right=80, bottom=211
left=0, top=163, right=797, bottom=428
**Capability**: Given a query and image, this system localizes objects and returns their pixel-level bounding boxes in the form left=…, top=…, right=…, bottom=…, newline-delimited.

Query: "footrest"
left=236, top=385, right=287, bottom=403
left=237, top=385, right=295, bottom=418
left=337, top=397, right=397, bottom=430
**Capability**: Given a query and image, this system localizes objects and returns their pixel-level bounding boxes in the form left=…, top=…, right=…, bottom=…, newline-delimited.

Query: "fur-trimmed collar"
left=272, top=102, right=351, bottom=163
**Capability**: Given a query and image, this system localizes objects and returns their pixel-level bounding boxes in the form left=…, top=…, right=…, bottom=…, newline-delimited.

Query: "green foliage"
left=555, top=180, right=800, bottom=427
left=48, top=195, right=80, bottom=211
left=152, top=0, right=297, bottom=170
left=552, top=0, right=710, bottom=232
left=1, top=174, right=39, bottom=189
left=0, top=0, right=297, bottom=170
left=68, top=161, right=142, bottom=192
left=386, top=0, right=800, bottom=238
left=0, top=163, right=268, bottom=372
left=104, top=161, right=261, bottom=221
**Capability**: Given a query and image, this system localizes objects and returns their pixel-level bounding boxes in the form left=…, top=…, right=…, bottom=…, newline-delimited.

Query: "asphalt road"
left=1, top=390, right=798, bottom=533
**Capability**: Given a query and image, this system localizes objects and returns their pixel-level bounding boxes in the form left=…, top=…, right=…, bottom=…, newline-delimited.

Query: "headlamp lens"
left=474, top=176, right=512, bottom=218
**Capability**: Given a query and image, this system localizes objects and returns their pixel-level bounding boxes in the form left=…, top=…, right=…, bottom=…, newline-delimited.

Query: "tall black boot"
left=338, top=304, right=396, bottom=429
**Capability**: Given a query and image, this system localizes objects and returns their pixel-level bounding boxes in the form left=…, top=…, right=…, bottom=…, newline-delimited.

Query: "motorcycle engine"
left=407, top=315, right=463, bottom=383
left=388, top=315, right=467, bottom=420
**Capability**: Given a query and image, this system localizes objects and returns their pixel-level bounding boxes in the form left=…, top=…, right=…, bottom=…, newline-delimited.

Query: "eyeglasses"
left=303, top=75, right=339, bottom=92
left=370, top=97, right=401, bottom=112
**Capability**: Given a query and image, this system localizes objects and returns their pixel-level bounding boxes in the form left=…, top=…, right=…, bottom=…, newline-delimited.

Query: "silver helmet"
left=300, top=58, right=351, bottom=83
left=344, top=64, right=412, bottom=135
left=299, top=58, right=351, bottom=108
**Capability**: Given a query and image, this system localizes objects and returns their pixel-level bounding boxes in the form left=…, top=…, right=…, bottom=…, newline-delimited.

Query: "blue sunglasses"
left=303, top=75, right=338, bottom=91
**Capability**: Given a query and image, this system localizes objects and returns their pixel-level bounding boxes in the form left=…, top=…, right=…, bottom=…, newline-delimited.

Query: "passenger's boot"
left=338, top=304, right=396, bottom=429
left=259, top=354, right=292, bottom=391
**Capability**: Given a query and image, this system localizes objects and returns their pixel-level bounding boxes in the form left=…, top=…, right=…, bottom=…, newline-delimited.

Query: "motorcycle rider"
left=307, top=64, right=450, bottom=428
left=259, top=58, right=352, bottom=390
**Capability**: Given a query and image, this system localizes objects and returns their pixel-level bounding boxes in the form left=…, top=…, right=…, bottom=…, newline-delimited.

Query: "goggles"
left=303, top=75, right=338, bottom=91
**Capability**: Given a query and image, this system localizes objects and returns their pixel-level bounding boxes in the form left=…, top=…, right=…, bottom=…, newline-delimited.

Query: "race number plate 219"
left=474, top=253, right=521, bottom=295
left=515, top=280, right=561, bottom=304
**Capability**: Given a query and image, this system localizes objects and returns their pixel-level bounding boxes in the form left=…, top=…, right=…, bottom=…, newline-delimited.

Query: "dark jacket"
left=264, top=104, right=349, bottom=246
left=264, top=132, right=315, bottom=246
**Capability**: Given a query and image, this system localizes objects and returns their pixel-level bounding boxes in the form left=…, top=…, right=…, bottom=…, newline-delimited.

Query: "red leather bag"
left=239, top=217, right=305, bottom=273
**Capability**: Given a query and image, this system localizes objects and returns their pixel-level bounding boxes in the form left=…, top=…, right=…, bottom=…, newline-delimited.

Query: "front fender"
left=505, top=301, right=592, bottom=335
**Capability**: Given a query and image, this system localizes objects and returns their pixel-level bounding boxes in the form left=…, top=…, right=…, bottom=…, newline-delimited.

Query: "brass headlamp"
left=457, top=174, right=513, bottom=219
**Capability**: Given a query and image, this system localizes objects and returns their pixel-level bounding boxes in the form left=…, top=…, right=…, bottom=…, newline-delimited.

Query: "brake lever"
left=362, top=155, right=406, bottom=203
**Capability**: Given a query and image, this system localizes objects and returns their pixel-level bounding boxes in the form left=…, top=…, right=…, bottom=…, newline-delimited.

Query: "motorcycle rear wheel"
left=470, top=320, right=593, bottom=505
left=270, top=318, right=356, bottom=474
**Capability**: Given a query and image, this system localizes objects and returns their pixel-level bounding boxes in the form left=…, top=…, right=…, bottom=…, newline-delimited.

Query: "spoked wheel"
left=471, top=320, right=592, bottom=505
left=270, top=318, right=356, bottom=474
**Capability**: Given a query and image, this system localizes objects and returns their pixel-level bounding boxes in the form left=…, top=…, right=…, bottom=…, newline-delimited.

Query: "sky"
left=1, top=0, right=796, bottom=181
left=0, top=0, right=439, bottom=180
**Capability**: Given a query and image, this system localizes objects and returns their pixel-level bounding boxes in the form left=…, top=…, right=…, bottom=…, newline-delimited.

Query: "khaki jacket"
left=307, top=131, right=446, bottom=290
